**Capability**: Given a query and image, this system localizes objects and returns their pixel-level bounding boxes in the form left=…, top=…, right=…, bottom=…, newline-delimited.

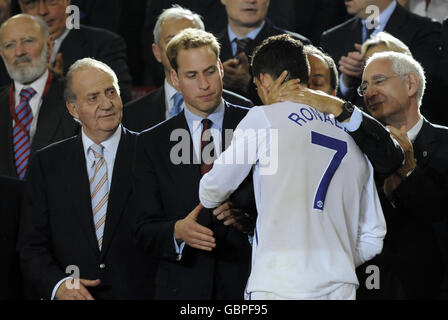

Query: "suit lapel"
left=156, top=86, right=167, bottom=121
left=31, top=76, right=65, bottom=154
left=59, top=29, right=87, bottom=74
left=167, top=112, right=201, bottom=188
left=413, top=119, right=438, bottom=167
left=219, top=28, right=234, bottom=61
left=66, top=135, right=101, bottom=257
left=99, top=128, right=133, bottom=259
left=221, top=102, right=243, bottom=151
left=0, top=89, right=16, bottom=178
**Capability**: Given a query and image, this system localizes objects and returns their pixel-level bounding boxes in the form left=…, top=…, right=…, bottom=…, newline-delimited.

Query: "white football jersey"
left=199, top=102, right=386, bottom=299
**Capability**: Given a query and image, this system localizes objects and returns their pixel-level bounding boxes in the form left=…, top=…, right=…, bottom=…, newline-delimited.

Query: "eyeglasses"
left=20, top=0, right=61, bottom=10
left=357, top=74, right=404, bottom=97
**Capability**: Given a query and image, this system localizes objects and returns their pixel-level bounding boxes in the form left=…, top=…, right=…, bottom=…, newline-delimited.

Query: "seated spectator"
left=398, top=0, right=448, bottom=22
left=305, top=45, right=339, bottom=96
left=321, top=0, right=447, bottom=125
left=360, top=31, right=412, bottom=60
left=218, top=0, right=310, bottom=105
left=0, top=14, right=78, bottom=179
left=17, top=0, right=133, bottom=103
left=123, top=5, right=253, bottom=132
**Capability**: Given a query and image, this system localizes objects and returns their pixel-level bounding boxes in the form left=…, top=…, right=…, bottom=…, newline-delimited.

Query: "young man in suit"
left=18, top=58, right=154, bottom=300
left=132, top=28, right=254, bottom=299
left=217, top=0, right=310, bottom=104
left=0, top=14, right=78, bottom=180
left=17, top=0, right=133, bottom=103
left=123, top=5, right=253, bottom=133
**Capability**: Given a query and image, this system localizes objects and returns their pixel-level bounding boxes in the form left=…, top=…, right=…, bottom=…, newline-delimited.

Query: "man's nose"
left=15, top=43, right=27, bottom=57
left=38, top=0, right=49, bottom=16
left=198, top=74, right=210, bottom=89
left=99, top=96, right=113, bottom=109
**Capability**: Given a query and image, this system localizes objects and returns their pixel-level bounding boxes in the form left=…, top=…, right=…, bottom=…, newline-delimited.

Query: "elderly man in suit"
left=18, top=58, right=154, bottom=300
left=132, top=28, right=255, bottom=299
left=0, top=14, right=78, bottom=180
left=123, top=5, right=253, bottom=133
left=17, top=0, right=133, bottom=103
left=355, top=52, right=448, bottom=299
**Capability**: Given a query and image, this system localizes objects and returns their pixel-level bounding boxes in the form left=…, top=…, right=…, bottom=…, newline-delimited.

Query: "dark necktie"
left=364, top=24, right=375, bottom=42
left=234, top=38, right=251, bottom=57
left=13, top=87, right=36, bottom=179
left=200, top=119, right=216, bottom=176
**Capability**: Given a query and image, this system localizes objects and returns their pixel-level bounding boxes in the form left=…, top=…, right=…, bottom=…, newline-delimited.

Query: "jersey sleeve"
left=199, top=107, right=268, bottom=208
left=354, top=158, right=387, bottom=267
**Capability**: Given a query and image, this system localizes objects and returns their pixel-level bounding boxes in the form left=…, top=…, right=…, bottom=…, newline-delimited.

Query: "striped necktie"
left=170, top=92, right=184, bottom=118
left=89, top=144, right=109, bottom=250
left=234, top=38, right=251, bottom=57
left=13, top=87, right=37, bottom=180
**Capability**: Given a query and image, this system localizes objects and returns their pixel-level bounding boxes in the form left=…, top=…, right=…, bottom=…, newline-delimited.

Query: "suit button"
left=99, top=263, right=106, bottom=269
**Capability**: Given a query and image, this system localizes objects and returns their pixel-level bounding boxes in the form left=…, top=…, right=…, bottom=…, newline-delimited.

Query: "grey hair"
left=64, top=58, right=120, bottom=105
left=0, top=14, right=50, bottom=48
left=361, top=31, right=411, bottom=58
left=153, top=4, right=204, bottom=45
left=366, top=51, right=426, bottom=107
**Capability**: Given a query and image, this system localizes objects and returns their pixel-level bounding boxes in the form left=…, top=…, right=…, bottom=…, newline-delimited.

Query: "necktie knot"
left=234, top=38, right=251, bottom=57
left=201, top=118, right=212, bottom=131
left=19, top=87, right=37, bottom=102
left=170, top=92, right=184, bottom=118
left=90, top=144, right=104, bottom=159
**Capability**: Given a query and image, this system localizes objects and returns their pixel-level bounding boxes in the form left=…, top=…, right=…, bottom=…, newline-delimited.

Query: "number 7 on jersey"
left=311, top=131, right=347, bottom=211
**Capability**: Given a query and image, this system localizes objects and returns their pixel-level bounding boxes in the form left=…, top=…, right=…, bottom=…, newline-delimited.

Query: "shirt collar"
left=164, top=79, right=181, bottom=112
left=361, top=0, right=397, bottom=34
left=184, top=99, right=225, bottom=135
left=407, top=116, right=424, bottom=143
left=14, top=69, right=49, bottom=99
left=82, top=124, right=122, bottom=167
left=164, top=79, right=178, bottom=100
left=227, top=20, right=265, bottom=43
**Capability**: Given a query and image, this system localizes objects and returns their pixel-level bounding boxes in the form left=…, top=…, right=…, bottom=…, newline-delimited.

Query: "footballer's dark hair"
left=251, top=34, right=309, bottom=85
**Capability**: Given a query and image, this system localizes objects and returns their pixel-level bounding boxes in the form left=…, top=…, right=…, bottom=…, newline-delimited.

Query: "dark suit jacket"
left=0, top=74, right=79, bottom=180
left=59, top=25, right=133, bottom=103
left=320, top=4, right=448, bottom=124
left=18, top=127, right=155, bottom=300
left=132, top=102, right=253, bottom=299
left=357, top=119, right=448, bottom=299
left=0, top=176, right=23, bottom=300
left=218, top=19, right=311, bottom=105
left=123, top=86, right=254, bottom=132
left=349, top=111, right=404, bottom=178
